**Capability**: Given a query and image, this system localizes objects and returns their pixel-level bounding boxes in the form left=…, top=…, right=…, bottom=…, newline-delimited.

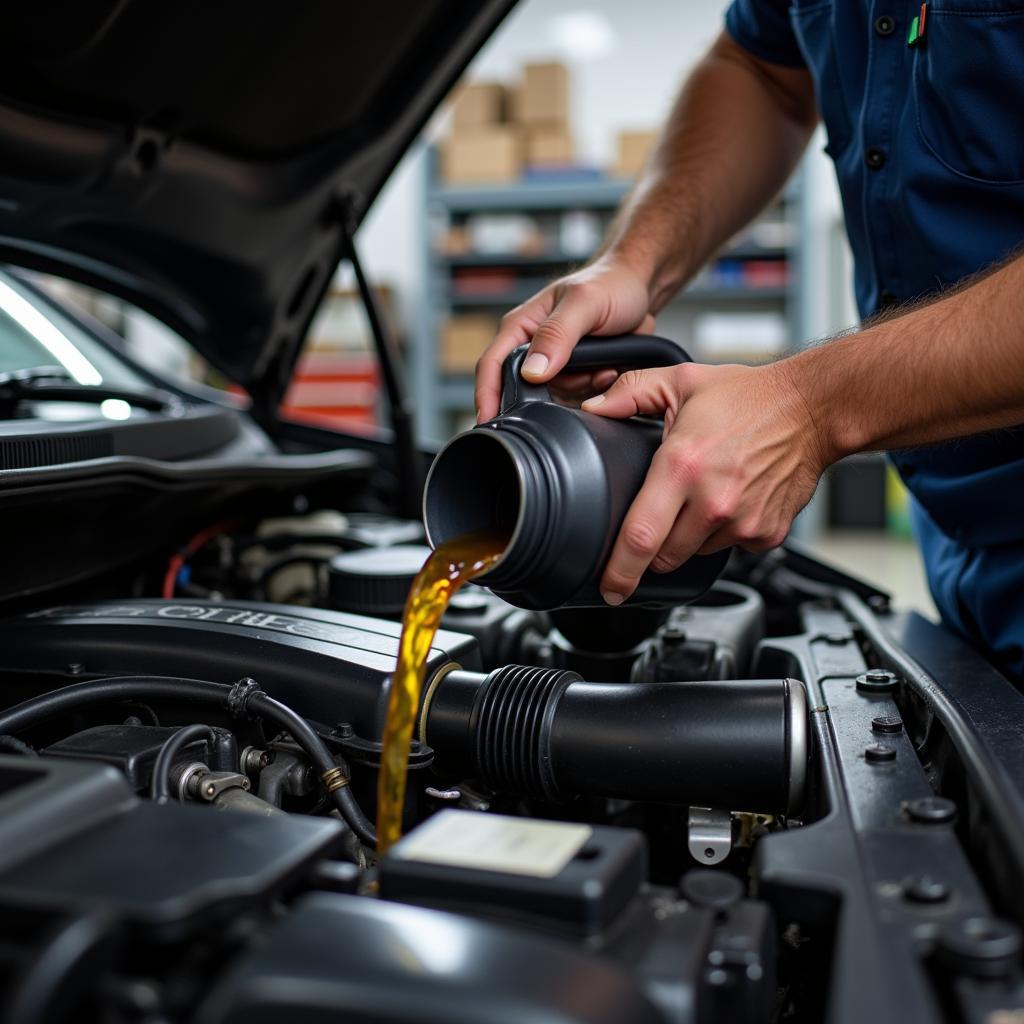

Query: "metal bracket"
left=188, top=770, right=251, bottom=803
left=688, top=806, right=733, bottom=865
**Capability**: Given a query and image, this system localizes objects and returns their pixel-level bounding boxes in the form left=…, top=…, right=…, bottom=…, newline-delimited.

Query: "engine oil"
left=376, top=530, right=506, bottom=855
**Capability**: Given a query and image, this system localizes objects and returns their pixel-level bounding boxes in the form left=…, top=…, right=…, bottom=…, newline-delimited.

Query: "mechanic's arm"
left=584, top=252, right=1024, bottom=604
left=474, top=31, right=818, bottom=421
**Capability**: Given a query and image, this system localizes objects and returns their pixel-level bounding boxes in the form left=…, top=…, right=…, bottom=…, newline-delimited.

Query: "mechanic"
left=474, top=2, right=1024, bottom=683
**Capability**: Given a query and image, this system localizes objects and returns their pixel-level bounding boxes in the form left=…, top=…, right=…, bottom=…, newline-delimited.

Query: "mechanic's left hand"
left=581, top=360, right=830, bottom=605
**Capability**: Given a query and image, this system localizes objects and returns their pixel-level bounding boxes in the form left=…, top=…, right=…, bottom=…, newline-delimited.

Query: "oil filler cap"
left=327, top=545, right=432, bottom=617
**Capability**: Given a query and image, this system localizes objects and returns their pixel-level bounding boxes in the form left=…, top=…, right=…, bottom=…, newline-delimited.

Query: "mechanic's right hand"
left=474, top=254, right=656, bottom=422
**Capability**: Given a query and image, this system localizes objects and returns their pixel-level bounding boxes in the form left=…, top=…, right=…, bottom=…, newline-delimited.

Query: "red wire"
left=161, top=554, right=185, bottom=599
left=161, top=522, right=234, bottom=599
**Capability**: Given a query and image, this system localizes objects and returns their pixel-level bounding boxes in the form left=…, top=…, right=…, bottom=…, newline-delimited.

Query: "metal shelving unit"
left=432, top=178, right=632, bottom=213
left=411, top=152, right=805, bottom=442
left=447, top=285, right=790, bottom=309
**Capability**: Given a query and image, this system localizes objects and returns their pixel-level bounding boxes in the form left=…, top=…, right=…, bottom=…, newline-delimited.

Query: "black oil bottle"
left=423, top=335, right=728, bottom=611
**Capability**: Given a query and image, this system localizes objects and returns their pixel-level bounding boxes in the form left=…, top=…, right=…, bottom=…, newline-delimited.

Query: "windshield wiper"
left=0, top=366, right=181, bottom=419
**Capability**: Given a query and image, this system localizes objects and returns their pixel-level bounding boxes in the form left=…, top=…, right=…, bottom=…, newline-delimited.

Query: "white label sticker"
left=393, top=810, right=593, bottom=878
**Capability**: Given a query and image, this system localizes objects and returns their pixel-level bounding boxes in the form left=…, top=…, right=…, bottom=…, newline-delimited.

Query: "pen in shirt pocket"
left=908, top=3, right=927, bottom=47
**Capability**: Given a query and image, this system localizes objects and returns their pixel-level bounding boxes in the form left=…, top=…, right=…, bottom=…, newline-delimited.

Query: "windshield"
left=0, top=271, right=150, bottom=390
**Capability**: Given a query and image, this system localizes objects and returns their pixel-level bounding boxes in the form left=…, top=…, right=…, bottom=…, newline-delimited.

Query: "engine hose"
left=0, top=675, right=377, bottom=846
left=0, top=676, right=228, bottom=735
left=425, top=666, right=809, bottom=816
left=151, top=724, right=216, bottom=804
left=243, top=686, right=376, bottom=848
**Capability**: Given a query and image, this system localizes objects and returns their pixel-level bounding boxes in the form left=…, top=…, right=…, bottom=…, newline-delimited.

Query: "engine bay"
left=0, top=510, right=1022, bottom=1023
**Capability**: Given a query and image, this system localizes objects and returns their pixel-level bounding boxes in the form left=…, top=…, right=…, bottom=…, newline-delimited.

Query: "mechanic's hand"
left=581, top=361, right=829, bottom=605
left=474, top=255, right=656, bottom=422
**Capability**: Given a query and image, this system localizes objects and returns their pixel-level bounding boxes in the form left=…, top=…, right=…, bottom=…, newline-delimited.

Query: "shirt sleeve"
left=724, top=0, right=807, bottom=68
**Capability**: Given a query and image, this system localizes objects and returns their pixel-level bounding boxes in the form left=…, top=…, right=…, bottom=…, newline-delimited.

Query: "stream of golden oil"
left=375, top=530, right=506, bottom=856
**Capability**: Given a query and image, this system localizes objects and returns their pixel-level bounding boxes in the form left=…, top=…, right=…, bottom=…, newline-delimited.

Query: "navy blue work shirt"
left=725, top=0, right=1024, bottom=682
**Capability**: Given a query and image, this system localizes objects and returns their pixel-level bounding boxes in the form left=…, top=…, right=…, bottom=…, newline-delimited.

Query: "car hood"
left=0, top=0, right=514, bottom=411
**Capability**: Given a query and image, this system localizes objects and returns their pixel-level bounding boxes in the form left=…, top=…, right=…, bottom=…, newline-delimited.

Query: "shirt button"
left=875, top=15, right=896, bottom=36
left=865, top=147, right=886, bottom=169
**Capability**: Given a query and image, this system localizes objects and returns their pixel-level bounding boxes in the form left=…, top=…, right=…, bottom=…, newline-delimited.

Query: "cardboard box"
left=441, top=126, right=522, bottom=184
left=525, top=127, right=574, bottom=167
left=451, top=82, right=507, bottom=131
left=466, top=213, right=543, bottom=255
left=440, top=315, right=497, bottom=373
left=517, top=62, right=569, bottom=126
left=614, top=130, right=658, bottom=179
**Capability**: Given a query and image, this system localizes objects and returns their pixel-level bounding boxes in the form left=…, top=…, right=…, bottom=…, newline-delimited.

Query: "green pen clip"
left=908, top=3, right=927, bottom=47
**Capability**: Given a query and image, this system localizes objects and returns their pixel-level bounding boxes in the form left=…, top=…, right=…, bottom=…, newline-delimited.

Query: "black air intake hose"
left=424, top=667, right=808, bottom=815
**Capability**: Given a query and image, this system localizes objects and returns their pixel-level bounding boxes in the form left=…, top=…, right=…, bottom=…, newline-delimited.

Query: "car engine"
left=0, top=509, right=1021, bottom=1024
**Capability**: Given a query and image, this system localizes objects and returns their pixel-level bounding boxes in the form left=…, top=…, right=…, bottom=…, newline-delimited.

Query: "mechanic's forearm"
left=783, top=253, right=1024, bottom=460
left=603, top=32, right=817, bottom=312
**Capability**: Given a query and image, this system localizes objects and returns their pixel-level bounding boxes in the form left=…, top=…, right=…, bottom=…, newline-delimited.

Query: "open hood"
left=0, top=0, right=515, bottom=411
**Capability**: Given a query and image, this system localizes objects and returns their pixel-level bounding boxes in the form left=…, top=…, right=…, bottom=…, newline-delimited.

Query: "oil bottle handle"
left=499, top=334, right=692, bottom=414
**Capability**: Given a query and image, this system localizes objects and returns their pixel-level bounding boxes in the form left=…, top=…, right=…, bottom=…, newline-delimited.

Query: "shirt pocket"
left=913, top=3, right=1024, bottom=185
left=788, top=1, right=852, bottom=157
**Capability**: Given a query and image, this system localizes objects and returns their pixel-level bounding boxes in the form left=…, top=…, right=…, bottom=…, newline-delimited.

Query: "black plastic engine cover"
left=43, top=723, right=228, bottom=792
left=0, top=756, right=344, bottom=942
left=196, top=892, right=669, bottom=1024
left=0, top=600, right=480, bottom=737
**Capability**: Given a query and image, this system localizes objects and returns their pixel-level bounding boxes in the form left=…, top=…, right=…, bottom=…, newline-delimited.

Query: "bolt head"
left=204, top=783, right=216, bottom=797
left=872, top=715, right=904, bottom=734
left=937, top=917, right=1022, bottom=978
left=906, top=796, right=957, bottom=825
left=865, top=743, right=897, bottom=764
left=857, top=669, right=899, bottom=694
left=904, top=875, right=950, bottom=904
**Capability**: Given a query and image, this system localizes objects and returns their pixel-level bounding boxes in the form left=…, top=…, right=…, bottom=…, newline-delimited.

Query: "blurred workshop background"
left=39, top=0, right=935, bottom=617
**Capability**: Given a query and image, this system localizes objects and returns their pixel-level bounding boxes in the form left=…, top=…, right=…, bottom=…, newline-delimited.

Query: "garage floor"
left=810, top=530, right=937, bottom=619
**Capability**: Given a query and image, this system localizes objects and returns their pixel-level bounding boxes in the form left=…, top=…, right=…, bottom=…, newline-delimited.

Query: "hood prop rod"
left=342, top=230, right=422, bottom=520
